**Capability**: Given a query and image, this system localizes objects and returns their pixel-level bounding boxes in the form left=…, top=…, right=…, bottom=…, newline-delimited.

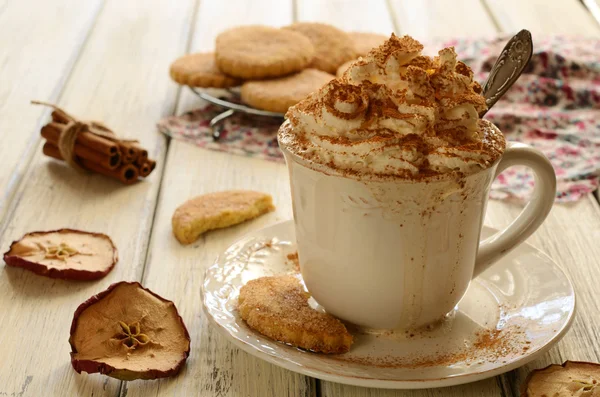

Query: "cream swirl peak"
left=279, top=34, right=505, bottom=179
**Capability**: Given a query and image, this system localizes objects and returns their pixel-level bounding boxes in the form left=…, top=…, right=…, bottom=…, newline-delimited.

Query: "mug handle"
left=473, top=142, right=557, bottom=277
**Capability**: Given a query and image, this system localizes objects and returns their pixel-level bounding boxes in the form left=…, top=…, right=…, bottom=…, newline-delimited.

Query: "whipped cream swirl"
left=279, top=34, right=505, bottom=179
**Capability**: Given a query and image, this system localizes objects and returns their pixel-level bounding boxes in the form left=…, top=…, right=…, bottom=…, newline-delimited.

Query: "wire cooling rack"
left=190, top=88, right=285, bottom=140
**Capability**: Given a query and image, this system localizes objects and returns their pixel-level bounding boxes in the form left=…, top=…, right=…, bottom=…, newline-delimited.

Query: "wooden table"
left=1, top=0, right=600, bottom=395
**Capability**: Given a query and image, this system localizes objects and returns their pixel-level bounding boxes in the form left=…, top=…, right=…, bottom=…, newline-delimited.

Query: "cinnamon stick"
left=139, top=163, right=152, bottom=177
left=119, top=142, right=141, bottom=164
left=43, top=142, right=138, bottom=184
left=43, top=141, right=63, bottom=161
left=51, top=110, right=70, bottom=124
left=84, top=159, right=139, bottom=185
left=134, top=144, right=149, bottom=166
left=44, top=120, right=118, bottom=155
left=147, top=159, right=156, bottom=172
left=41, top=125, right=120, bottom=169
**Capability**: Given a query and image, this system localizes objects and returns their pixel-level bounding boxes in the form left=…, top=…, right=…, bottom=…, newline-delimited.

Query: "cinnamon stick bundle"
left=34, top=101, right=156, bottom=184
left=43, top=143, right=138, bottom=184
left=41, top=124, right=121, bottom=169
left=50, top=115, right=118, bottom=155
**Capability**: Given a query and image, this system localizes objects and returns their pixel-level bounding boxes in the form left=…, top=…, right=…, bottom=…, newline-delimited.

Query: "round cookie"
left=169, top=52, right=242, bottom=88
left=284, top=23, right=356, bottom=74
left=349, top=32, right=389, bottom=56
left=241, top=68, right=334, bottom=113
left=172, top=190, right=275, bottom=245
left=215, top=26, right=315, bottom=79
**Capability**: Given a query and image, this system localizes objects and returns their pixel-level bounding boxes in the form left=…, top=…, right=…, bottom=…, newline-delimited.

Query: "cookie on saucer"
left=215, top=26, right=315, bottom=79
left=349, top=32, right=388, bottom=56
left=169, top=52, right=242, bottom=88
left=284, top=23, right=356, bottom=74
left=239, top=274, right=354, bottom=354
left=241, top=68, right=334, bottom=113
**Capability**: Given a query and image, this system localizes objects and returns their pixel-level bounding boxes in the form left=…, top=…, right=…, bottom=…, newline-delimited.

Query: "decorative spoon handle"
left=480, top=29, right=533, bottom=117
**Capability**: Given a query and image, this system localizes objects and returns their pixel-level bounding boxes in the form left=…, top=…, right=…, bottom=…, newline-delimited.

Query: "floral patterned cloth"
left=157, top=36, right=600, bottom=202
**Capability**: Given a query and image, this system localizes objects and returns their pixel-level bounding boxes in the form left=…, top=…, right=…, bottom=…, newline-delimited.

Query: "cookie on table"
left=283, top=22, right=356, bottom=74
left=169, top=52, right=242, bottom=88
left=241, top=68, right=334, bottom=113
left=336, top=59, right=357, bottom=78
left=349, top=32, right=388, bottom=56
left=215, top=26, right=315, bottom=79
left=172, top=190, right=275, bottom=245
left=238, top=275, right=354, bottom=354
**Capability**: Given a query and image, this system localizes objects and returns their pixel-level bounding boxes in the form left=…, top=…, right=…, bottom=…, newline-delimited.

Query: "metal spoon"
left=479, top=29, right=533, bottom=117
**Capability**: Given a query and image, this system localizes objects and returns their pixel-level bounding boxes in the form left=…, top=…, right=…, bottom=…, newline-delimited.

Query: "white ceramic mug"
left=281, top=141, right=556, bottom=330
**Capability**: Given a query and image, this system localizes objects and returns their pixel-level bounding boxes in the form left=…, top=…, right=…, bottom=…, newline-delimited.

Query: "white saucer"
left=202, top=220, right=575, bottom=389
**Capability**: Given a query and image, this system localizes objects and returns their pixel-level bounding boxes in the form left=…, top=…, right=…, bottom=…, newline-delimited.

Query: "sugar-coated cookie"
left=241, top=68, right=334, bottom=113
left=348, top=32, right=388, bottom=56
left=239, top=275, right=353, bottom=354
left=284, top=23, right=356, bottom=74
left=215, top=26, right=315, bottom=79
left=169, top=52, right=242, bottom=88
left=172, top=190, right=275, bottom=245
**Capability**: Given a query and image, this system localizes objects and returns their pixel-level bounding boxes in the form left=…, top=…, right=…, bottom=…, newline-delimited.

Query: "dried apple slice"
left=3, top=229, right=117, bottom=280
left=69, top=281, right=191, bottom=380
left=522, top=361, right=600, bottom=396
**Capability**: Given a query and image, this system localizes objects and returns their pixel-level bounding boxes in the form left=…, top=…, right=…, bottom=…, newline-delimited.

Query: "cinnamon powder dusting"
left=333, top=325, right=527, bottom=369
left=286, top=251, right=300, bottom=272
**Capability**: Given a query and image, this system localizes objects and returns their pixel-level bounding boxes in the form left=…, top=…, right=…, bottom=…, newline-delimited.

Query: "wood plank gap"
left=384, top=0, right=401, bottom=33
left=118, top=146, right=171, bottom=397
left=119, top=0, right=202, bottom=393
left=582, top=0, right=600, bottom=28
left=168, top=0, right=203, bottom=119
left=496, top=371, right=519, bottom=397
left=315, top=375, right=322, bottom=397
left=292, top=0, right=299, bottom=22
left=137, top=0, right=203, bottom=287
left=587, top=194, right=600, bottom=216
left=479, top=0, right=502, bottom=32
left=0, top=0, right=106, bottom=232
left=0, top=0, right=8, bottom=19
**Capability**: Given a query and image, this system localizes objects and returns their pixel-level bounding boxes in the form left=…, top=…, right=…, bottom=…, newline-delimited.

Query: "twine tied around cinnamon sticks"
left=33, top=101, right=156, bottom=184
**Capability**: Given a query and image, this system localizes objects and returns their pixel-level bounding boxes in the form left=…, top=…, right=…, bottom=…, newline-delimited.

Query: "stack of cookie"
left=169, top=23, right=387, bottom=114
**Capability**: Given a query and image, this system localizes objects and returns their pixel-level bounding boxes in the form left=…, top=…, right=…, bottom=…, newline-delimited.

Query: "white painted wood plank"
left=0, top=0, right=196, bottom=395
left=0, top=0, right=103, bottom=223
left=388, top=0, right=497, bottom=39
left=485, top=0, right=600, bottom=36
left=124, top=1, right=315, bottom=396
left=296, top=0, right=395, bottom=34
